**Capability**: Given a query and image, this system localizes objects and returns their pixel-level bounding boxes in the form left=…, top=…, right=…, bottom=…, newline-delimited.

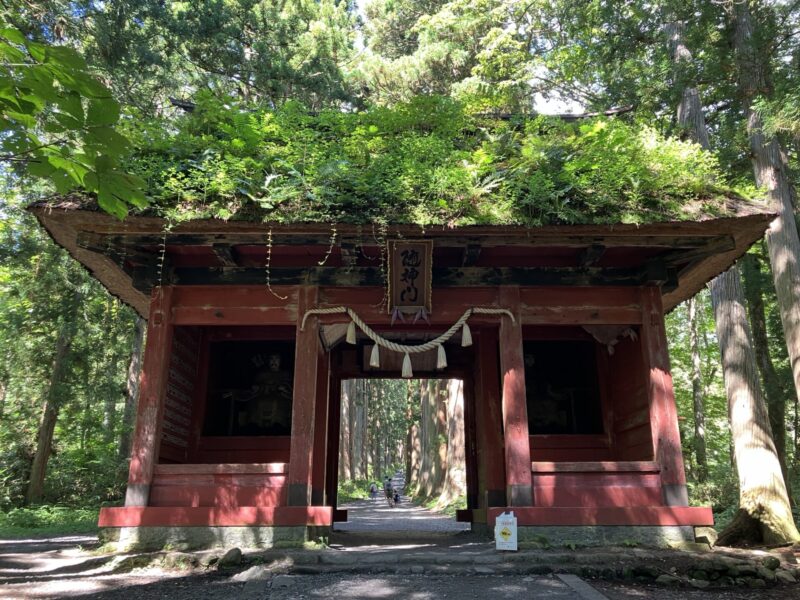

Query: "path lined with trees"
left=338, top=379, right=467, bottom=512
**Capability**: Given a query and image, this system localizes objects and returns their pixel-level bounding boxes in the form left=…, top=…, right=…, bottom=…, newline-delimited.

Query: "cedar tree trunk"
left=710, top=269, right=799, bottom=545
left=731, top=0, right=800, bottom=413
left=26, top=328, right=73, bottom=505
left=741, top=254, right=791, bottom=498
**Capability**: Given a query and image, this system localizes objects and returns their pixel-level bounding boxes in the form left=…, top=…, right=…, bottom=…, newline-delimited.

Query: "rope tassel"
left=461, top=322, right=472, bottom=347
left=370, top=344, right=381, bottom=368
left=402, top=353, right=413, bottom=378
left=437, top=344, right=447, bottom=370
left=346, top=320, right=357, bottom=344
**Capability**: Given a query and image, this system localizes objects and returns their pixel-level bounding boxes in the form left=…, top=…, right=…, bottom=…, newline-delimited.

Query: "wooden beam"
left=578, top=244, right=605, bottom=267
left=661, top=235, right=736, bottom=267
left=160, top=265, right=669, bottom=289
left=212, top=244, right=239, bottom=267
left=340, top=243, right=358, bottom=268
left=77, top=230, right=735, bottom=250
left=462, top=243, right=482, bottom=266
left=76, top=234, right=159, bottom=267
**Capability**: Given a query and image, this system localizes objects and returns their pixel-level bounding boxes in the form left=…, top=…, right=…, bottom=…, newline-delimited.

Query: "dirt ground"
left=1, top=500, right=798, bottom=599
left=3, top=568, right=800, bottom=600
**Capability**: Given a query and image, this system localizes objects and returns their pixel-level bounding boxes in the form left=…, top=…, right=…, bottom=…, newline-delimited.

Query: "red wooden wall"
left=149, top=463, right=287, bottom=508
left=158, top=326, right=201, bottom=463
left=608, top=334, right=653, bottom=461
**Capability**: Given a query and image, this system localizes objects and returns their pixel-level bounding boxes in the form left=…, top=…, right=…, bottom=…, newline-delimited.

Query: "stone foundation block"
left=515, top=525, right=695, bottom=548
left=108, top=525, right=308, bottom=551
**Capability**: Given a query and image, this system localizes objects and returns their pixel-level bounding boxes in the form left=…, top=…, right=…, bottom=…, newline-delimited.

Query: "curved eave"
left=29, top=205, right=775, bottom=319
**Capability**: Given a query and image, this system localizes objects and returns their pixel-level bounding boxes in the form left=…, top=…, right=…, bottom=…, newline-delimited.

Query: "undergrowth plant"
left=118, top=95, right=750, bottom=228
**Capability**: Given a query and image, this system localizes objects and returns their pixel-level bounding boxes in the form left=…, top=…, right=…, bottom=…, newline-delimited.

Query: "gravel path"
left=334, top=497, right=471, bottom=534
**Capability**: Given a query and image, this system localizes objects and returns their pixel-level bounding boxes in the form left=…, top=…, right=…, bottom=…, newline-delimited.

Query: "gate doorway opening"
left=333, top=378, right=471, bottom=535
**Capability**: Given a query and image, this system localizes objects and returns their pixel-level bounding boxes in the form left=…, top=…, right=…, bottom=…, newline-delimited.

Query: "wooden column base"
left=507, top=483, right=533, bottom=507
left=662, top=484, right=689, bottom=506
left=288, top=483, right=311, bottom=506
left=124, top=484, right=151, bottom=507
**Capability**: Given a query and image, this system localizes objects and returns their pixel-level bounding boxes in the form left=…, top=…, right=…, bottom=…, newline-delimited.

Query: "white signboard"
left=495, top=511, right=518, bottom=551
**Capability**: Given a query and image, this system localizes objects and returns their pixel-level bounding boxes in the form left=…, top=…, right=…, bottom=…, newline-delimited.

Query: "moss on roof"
left=103, top=95, right=765, bottom=226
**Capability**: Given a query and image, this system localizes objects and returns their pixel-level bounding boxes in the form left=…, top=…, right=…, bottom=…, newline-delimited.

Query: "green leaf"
left=100, top=171, right=148, bottom=208
left=43, top=45, right=87, bottom=70
left=97, top=183, right=128, bottom=219
left=27, top=159, right=56, bottom=178
left=68, top=71, right=110, bottom=99
left=86, top=98, right=119, bottom=127
left=50, top=67, right=110, bottom=99
left=26, top=41, right=46, bottom=62
left=0, top=40, right=27, bottom=62
left=56, top=92, right=84, bottom=122
left=20, top=66, right=59, bottom=103
left=53, top=111, right=83, bottom=131
left=84, top=126, right=129, bottom=155
left=0, top=27, right=27, bottom=46
left=47, top=154, right=89, bottom=185
left=48, top=168, right=75, bottom=193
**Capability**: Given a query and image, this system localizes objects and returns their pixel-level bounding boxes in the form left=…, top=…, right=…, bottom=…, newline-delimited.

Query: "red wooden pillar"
left=287, top=286, right=320, bottom=506
left=125, top=287, right=175, bottom=507
left=475, top=328, right=507, bottom=509
left=498, top=286, right=533, bottom=506
left=325, top=376, right=342, bottom=509
left=311, top=351, right=330, bottom=505
left=640, top=286, right=689, bottom=506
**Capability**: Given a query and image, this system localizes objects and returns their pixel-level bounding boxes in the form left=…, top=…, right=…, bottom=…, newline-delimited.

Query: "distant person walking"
left=383, top=476, right=395, bottom=507
left=390, top=470, right=405, bottom=505
left=368, top=482, right=378, bottom=501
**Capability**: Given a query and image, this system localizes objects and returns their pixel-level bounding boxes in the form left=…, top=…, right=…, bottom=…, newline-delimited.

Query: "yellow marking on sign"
left=500, top=527, right=512, bottom=541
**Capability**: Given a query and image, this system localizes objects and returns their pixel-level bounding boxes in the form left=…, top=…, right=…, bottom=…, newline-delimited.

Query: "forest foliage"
left=2, top=0, right=800, bottom=536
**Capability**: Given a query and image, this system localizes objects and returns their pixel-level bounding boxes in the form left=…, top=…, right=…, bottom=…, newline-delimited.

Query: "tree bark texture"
left=731, top=0, right=800, bottom=413
left=436, top=379, right=467, bottom=506
left=119, top=317, right=145, bottom=460
left=0, top=378, right=7, bottom=420
left=418, top=379, right=448, bottom=499
left=339, top=379, right=352, bottom=480
left=360, top=379, right=369, bottom=478
left=666, top=21, right=711, bottom=149
left=687, top=297, right=708, bottom=482
left=710, top=268, right=800, bottom=545
left=741, top=254, right=791, bottom=498
left=26, top=327, right=74, bottom=505
left=351, top=380, right=365, bottom=479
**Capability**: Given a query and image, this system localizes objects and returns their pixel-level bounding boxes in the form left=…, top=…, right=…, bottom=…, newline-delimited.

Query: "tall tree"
left=26, top=314, right=77, bottom=504
left=741, top=253, right=791, bottom=496
left=729, top=0, right=800, bottom=416
left=710, top=270, right=799, bottom=545
left=667, top=7, right=797, bottom=543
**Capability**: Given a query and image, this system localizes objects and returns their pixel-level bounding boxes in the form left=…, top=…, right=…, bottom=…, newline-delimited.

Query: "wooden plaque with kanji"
left=387, top=240, right=433, bottom=315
